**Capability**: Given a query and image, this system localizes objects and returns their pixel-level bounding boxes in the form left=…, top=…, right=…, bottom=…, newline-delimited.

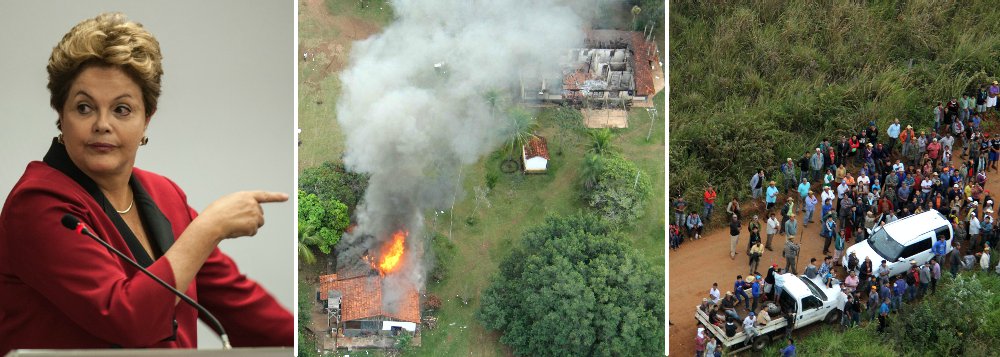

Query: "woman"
left=0, top=14, right=292, bottom=352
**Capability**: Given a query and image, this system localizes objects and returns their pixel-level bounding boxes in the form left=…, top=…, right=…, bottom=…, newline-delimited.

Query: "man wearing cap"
left=900, top=125, right=915, bottom=161
left=766, top=181, right=779, bottom=211
left=783, top=236, right=800, bottom=275
left=803, top=190, right=818, bottom=227
left=750, top=275, right=762, bottom=313
left=867, top=285, right=880, bottom=322
left=780, top=197, right=795, bottom=234
left=781, top=158, right=797, bottom=193
left=887, top=118, right=901, bottom=153
left=720, top=291, right=740, bottom=320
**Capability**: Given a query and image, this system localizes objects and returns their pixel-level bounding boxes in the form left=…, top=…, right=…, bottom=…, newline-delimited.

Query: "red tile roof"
left=630, top=32, right=656, bottom=97
left=523, top=135, right=549, bottom=160
left=318, top=273, right=421, bottom=323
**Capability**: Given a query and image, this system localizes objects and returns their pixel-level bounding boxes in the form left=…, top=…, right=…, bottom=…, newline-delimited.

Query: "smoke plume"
left=335, top=0, right=611, bottom=314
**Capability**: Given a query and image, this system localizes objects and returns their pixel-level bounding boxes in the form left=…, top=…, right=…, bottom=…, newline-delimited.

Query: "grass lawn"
left=298, top=1, right=665, bottom=355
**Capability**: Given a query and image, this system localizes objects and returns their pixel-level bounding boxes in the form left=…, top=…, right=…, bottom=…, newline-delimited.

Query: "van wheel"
left=825, top=310, right=842, bottom=324
left=752, top=335, right=770, bottom=350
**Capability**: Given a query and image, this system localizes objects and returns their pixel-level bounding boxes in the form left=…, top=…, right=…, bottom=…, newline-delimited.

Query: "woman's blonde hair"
left=48, top=13, right=162, bottom=126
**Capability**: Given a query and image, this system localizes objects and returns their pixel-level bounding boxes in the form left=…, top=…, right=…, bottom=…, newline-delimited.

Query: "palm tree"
left=631, top=5, right=642, bottom=31
left=580, top=153, right=604, bottom=190
left=501, top=106, right=539, bottom=172
left=298, top=228, right=319, bottom=264
left=587, top=128, right=614, bottom=156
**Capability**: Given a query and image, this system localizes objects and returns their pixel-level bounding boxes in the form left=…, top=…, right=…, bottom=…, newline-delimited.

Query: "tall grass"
left=670, top=0, right=1000, bottom=217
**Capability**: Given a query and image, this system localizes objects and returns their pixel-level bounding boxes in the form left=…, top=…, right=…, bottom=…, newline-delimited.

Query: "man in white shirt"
left=821, top=186, right=836, bottom=207
left=709, top=282, right=721, bottom=304
left=766, top=213, right=780, bottom=251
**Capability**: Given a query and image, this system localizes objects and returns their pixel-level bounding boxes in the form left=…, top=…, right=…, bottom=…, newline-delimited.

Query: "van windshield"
left=869, top=229, right=904, bottom=260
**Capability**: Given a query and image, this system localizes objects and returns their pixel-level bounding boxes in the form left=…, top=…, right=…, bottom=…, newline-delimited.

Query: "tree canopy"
left=478, top=214, right=664, bottom=356
left=299, top=161, right=369, bottom=212
left=298, top=190, right=349, bottom=259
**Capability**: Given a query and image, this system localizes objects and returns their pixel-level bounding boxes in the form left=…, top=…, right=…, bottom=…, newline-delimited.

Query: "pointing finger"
left=251, top=191, right=289, bottom=203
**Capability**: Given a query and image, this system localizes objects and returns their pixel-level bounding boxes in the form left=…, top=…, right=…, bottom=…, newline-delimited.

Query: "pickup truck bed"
left=694, top=305, right=788, bottom=353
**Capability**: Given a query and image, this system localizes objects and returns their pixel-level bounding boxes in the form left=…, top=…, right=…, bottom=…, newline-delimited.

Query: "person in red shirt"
left=0, top=13, right=292, bottom=353
left=703, top=184, right=718, bottom=222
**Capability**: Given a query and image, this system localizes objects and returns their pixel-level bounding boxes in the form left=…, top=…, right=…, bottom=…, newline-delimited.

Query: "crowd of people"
left=688, top=81, right=1000, bottom=356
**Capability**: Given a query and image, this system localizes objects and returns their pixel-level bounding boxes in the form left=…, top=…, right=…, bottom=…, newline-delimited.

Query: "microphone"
left=61, top=214, right=232, bottom=350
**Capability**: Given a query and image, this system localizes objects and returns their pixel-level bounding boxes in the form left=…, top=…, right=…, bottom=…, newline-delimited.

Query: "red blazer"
left=0, top=142, right=292, bottom=354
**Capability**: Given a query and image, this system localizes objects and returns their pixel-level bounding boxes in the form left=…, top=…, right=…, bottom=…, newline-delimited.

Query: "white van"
left=842, top=211, right=953, bottom=276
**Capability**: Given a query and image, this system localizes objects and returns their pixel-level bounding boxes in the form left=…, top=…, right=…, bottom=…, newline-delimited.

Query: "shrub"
left=581, top=153, right=653, bottom=226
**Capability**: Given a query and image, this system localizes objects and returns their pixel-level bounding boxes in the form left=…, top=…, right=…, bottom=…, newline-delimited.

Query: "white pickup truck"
left=694, top=273, right=847, bottom=353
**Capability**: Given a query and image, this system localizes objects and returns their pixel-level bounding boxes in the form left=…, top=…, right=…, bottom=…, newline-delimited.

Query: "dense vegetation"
left=669, top=0, right=1000, bottom=213
left=478, top=214, right=665, bottom=356
left=298, top=190, right=349, bottom=262
left=582, top=152, right=654, bottom=226
left=763, top=271, right=1000, bottom=355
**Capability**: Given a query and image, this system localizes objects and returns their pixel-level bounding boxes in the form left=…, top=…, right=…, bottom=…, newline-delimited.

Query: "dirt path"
left=669, top=143, right=1000, bottom=355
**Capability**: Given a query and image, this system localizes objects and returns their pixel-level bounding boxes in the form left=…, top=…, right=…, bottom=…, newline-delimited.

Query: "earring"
left=140, top=136, right=149, bottom=146
left=57, top=133, right=64, bottom=145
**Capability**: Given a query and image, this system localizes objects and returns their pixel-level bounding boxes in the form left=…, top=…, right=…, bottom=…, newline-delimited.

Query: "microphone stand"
left=61, top=214, right=232, bottom=350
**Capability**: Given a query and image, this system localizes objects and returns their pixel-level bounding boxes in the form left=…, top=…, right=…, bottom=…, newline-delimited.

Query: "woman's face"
left=59, top=66, right=149, bottom=181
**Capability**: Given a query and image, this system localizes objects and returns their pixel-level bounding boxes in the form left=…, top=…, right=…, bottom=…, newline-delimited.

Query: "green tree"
left=298, top=161, right=369, bottom=211
left=581, top=153, right=652, bottom=226
left=500, top=106, right=539, bottom=172
left=478, top=214, right=664, bottom=356
left=298, top=190, right=349, bottom=260
left=580, top=153, right=605, bottom=190
left=586, top=128, right=614, bottom=156
left=631, top=5, right=641, bottom=31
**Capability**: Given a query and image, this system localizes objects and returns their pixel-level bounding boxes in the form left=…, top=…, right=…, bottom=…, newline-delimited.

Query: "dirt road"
left=669, top=145, right=1000, bottom=355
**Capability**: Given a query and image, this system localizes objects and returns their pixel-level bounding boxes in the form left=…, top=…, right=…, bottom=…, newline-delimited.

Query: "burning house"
left=520, top=30, right=659, bottom=107
left=318, top=231, right=422, bottom=349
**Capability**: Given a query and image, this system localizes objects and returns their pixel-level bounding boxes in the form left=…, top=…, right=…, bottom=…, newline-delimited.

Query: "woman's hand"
left=197, top=191, right=289, bottom=241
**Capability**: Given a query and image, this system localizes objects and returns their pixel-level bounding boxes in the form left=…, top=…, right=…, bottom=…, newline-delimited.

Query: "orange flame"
left=378, top=231, right=407, bottom=274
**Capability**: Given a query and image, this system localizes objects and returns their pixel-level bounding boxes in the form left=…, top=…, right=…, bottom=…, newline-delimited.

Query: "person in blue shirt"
left=932, top=235, right=949, bottom=260
left=781, top=338, right=796, bottom=356
left=733, top=275, right=750, bottom=310
left=878, top=297, right=890, bottom=333
left=766, top=181, right=780, bottom=211
left=750, top=276, right=761, bottom=313
left=893, top=275, right=908, bottom=310
left=887, top=118, right=901, bottom=153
